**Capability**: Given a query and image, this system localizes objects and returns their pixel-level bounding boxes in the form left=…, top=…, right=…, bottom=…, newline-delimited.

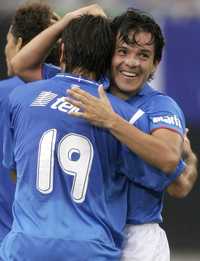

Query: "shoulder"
left=144, top=93, right=184, bottom=115
left=9, top=79, right=52, bottom=106
left=0, top=76, right=24, bottom=92
left=0, top=77, right=25, bottom=104
left=42, top=63, right=61, bottom=80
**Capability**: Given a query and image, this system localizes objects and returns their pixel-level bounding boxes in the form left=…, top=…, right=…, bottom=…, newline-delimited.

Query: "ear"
left=16, top=37, right=23, bottom=52
left=59, top=42, right=66, bottom=71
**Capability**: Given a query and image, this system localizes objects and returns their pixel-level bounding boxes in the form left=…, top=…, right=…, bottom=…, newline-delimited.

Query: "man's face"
left=5, top=29, right=18, bottom=76
left=111, top=31, right=158, bottom=99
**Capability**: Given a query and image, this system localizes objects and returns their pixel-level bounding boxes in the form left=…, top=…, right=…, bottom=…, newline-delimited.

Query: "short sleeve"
left=147, top=95, right=186, bottom=137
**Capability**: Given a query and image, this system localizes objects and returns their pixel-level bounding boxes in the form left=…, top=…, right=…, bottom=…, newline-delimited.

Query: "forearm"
left=167, top=150, right=198, bottom=198
left=66, top=86, right=182, bottom=173
left=167, top=132, right=199, bottom=198
left=184, top=151, right=198, bottom=188
left=167, top=164, right=198, bottom=198
left=109, top=113, right=181, bottom=173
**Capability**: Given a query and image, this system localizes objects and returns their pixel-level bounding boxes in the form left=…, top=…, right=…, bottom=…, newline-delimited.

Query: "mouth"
left=119, top=70, right=138, bottom=79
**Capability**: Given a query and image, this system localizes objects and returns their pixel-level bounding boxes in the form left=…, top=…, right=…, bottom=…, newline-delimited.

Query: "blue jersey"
left=1, top=73, right=143, bottom=261
left=42, top=63, right=61, bottom=79
left=0, top=70, right=57, bottom=242
left=0, top=76, right=25, bottom=242
left=0, top=66, right=63, bottom=243
left=126, top=83, right=186, bottom=224
left=42, top=63, right=110, bottom=88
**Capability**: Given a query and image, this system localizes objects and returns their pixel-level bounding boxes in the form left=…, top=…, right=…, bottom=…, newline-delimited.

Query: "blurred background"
left=0, top=0, right=199, bottom=260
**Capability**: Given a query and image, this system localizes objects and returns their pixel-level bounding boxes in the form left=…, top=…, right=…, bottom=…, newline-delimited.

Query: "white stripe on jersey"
left=31, top=91, right=58, bottom=107
left=129, top=109, right=145, bottom=125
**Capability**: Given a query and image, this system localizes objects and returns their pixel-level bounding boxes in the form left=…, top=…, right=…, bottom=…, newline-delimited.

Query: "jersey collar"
left=136, top=83, right=156, bottom=96
left=54, top=73, right=110, bottom=90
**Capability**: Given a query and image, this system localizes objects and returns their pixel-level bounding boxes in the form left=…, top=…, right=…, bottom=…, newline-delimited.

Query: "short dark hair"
left=111, top=8, right=165, bottom=64
left=10, top=2, right=60, bottom=65
left=10, top=2, right=53, bottom=46
left=62, top=15, right=114, bottom=81
left=45, top=42, right=60, bottom=67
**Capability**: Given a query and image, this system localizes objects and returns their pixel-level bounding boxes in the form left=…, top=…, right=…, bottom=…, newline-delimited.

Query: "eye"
left=117, top=48, right=127, bottom=56
left=139, top=52, right=150, bottom=60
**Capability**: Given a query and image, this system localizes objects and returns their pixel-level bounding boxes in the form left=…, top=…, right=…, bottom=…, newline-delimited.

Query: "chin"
left=120, top=85, right=138, bottom=93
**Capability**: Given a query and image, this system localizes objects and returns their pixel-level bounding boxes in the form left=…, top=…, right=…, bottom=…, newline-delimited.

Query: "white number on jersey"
left=36, top=129, right=94, bottom=203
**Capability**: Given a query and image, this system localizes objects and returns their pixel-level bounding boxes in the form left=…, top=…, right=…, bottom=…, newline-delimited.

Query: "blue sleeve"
left=2, top=96, right=15, bottom=170
left=147, top=95, right=186, bottom=136
left=166, top=159, right=186, bottom=183
left=121, top=147, right=186, bottom=192
left=42, top=63, right=61, bottom=80
left=133, top=159, right=186, bottom=192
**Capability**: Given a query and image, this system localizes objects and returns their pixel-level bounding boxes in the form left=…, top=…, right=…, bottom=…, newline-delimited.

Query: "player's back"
left=1, top=73, right=135, bottom=261
left=0, top=76, right=25, bottom=242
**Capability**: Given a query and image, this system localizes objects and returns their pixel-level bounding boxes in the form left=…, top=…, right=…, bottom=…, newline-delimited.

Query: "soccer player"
left=0, top=2, right=60, bottom=244
left=1, top=14, right=148, bottom=261
left=11, top=4, right=106, bottom=81
left=10, top=5, right=197, bottom=261
left=65, top=9, right=198, bottom=261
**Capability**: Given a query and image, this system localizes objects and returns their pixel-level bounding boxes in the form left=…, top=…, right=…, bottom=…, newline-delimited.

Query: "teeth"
left=121, top=71, right=137, bottom=77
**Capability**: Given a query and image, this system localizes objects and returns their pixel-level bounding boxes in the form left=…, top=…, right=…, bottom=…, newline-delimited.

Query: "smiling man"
left=66, top=9, right=198, bottom=261
left=111, top=31, right=157, bottom=98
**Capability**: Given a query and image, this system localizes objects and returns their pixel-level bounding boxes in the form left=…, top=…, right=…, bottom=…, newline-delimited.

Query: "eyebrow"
left=139, top=49, right=152, bottom=54
left=118, top=43, right=153, bottom=53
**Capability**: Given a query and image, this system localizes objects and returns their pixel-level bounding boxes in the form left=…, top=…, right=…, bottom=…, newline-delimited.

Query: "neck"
left=72, top=68, right=96, bottom=81
left=110, top=85, right=140, bottom=100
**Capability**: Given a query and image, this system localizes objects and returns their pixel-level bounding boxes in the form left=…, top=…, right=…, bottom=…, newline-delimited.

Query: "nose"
left=125, top=55, right=140, bottom=67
